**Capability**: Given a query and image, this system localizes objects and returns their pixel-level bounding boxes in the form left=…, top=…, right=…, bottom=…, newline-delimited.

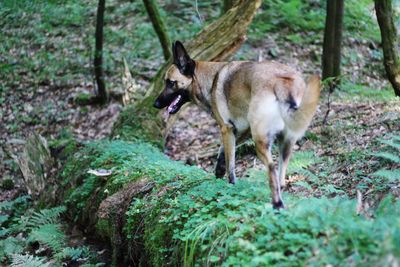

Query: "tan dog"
left=154, top=41, right=320, bottom=209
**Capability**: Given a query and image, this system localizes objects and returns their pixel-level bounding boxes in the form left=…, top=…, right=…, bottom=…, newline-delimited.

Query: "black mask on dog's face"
left=153, top=41, right=195, bottom=114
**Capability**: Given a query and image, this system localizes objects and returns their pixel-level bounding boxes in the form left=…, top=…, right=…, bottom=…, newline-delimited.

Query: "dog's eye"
left=166, top=79, right=176, bottom=87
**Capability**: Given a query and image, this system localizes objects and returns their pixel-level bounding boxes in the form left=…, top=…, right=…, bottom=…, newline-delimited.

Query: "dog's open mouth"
left=167, top=95, right=182, bottom=114
left=167, top=94, right=183, bottom=114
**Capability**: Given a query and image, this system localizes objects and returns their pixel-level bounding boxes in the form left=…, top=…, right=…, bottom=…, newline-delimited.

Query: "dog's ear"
left=173, top=41, right=195, bottom=77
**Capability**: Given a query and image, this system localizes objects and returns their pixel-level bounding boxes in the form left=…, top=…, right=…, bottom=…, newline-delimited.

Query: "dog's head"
left=153, top=41, right=195, bottom=114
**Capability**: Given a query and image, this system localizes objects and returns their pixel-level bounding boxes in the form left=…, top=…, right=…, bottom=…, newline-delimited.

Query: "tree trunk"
left=94, top=0, right=109, bottom=104
left=222, top=0, right=241, bottom=14
left=142, top=0, right=172, bottom=61
left=375, top=0, right=400, bottom=97
left=112, top=0, right=262, bottom=147
left=322, top=0, right=344, bottom=90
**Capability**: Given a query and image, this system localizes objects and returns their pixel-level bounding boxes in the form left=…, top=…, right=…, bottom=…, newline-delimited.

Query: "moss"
left=74, top=93, right=94, bottom=105
left=1, top=178, right=14, bottom=190
left=60, top=138, right=400, bottom=266
left=111, top=104, right=164, bottom=148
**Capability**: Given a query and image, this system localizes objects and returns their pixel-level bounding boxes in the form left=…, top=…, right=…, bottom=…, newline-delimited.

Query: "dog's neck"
left=190, top=61, right=227, bottom=111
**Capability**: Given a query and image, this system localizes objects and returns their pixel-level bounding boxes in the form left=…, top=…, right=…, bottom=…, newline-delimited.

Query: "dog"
left=154, top=41, right=320, bottom=209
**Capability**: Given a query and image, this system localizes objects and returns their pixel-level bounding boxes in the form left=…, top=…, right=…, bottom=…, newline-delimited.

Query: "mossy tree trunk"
left=94, top=0, right=109, bottom=104
left=143, top=0, right=172, bottom=61
left=322, top=0, right=344, bottom=90
left=222, top=0, right=241, bottom=14
left=112, top=0, right=262, bottom=147
left=374, top=0, right=400, bottom=97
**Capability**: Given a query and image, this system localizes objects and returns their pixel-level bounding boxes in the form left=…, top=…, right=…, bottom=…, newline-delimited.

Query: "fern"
left=372, top=169, right=400, bottom=182
left=287, top=151, right=319, bottom=175
left=378, top=138, right=400, bottom=150
left=371, top=152, right=400, bottom=164
left=0, top=196, right=30, bottom=211
left=26, top=206, right=66, bottom=229
left=0, top=237, right=24, bottom=260
left=28, top=224, right=66, bottom=253
left=55, top=246, right=89, bottom=261
left=370, top=135, right=400, bottom=184
left=10, top=254, right=49, bottom=267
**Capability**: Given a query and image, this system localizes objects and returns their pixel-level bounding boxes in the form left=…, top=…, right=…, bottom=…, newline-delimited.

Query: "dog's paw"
left=215, top=167, right=226, bottom=178
left=272, top=200, right=285, bottom=210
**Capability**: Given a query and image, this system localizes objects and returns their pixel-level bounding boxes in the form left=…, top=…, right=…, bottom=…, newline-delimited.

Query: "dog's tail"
left=285, top=75, right=321, bottom=135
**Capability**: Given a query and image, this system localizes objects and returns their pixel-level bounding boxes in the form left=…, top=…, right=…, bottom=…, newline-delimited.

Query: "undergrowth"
left=60, top=138, right=400, bottom=266
left=0, top=196, right=103, bottom=266
left=249, top=0, right=380, bottom=43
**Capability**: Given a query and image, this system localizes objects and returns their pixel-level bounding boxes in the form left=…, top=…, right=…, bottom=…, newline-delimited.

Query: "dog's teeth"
left=167, top=95, right=182, bottom=113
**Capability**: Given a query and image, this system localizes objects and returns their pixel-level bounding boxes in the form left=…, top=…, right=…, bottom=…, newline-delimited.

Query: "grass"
left=248, top=0, right=380, bottom=44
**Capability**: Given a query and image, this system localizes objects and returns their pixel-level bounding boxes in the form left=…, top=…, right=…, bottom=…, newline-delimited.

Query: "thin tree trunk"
left=112, top=0, right=262, bottom=146
left=322, top=0, right=344, bottom=90
left=94, top=0, right=109, bottom=104
left=332, top=0, right=344, bottom=78
left=143, top=0, right=172, bottom=61
left=375, top=0, right=400, bottom=97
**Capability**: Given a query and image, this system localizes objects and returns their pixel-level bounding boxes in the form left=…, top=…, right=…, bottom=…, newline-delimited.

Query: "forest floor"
left=1, top=0, right=399, bottom=202
left=1, top=0, right=399, bottom=265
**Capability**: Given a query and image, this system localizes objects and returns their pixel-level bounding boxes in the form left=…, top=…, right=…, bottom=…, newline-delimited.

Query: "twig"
left=195, top=0, right=204, bottom=24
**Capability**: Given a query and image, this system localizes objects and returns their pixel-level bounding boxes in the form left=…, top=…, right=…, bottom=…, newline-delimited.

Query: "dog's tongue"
left=167, top=94, right=181, bottom=113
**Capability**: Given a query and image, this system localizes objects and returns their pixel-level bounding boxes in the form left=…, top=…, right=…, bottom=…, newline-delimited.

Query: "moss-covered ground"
left=58, top=137, right=400, bottom=266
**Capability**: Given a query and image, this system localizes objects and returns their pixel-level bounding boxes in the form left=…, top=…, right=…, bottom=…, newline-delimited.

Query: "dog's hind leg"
left=215, top=146, right=226, bottom=178
left=254, top=136, right=284, bottom=209
left=221, top=124, right=237, bottom=184
left=278, top=138, right=294, bottom=189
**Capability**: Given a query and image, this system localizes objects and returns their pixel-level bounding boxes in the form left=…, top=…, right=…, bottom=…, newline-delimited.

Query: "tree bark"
left=322, top=0, right=344, bottom=90
left=94, top=0, right=109, bottom=104
left=112, top=0, right=262, bottom=147
left=375, top=0, right=400, bottom=97
left=143, top=0, right=172, bottom=61
left=222, top=0, right=241, bottom=14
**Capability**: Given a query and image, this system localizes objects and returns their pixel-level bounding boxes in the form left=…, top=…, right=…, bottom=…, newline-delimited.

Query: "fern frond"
left=388, top=134, right=400, bottom=143
left=0, top=195, right=31, bottom=211
left=378, top=139, right=400, bottom=150
left=10, top=254, right=49, bottom=267
left=27, top=206, right=66, bottom=229
left=0, top=237, right=24, bottom=259
left=372, top=169, right=400, bottom=182
left=28, top=224, right=66, bottom=253
left=287, top=151, right=318, bottom=175
left=371, top=152, right=400, bottom=164
left=55, top=246, right=89, bottom=261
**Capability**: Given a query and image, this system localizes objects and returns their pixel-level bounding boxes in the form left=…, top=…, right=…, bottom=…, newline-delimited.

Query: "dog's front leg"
left=220, top=124, right=236, bottom=184
left=215, top=146, right=226, bottom=178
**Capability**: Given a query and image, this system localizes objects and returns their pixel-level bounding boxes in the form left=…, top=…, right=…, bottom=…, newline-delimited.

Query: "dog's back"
left=213, top=61, right=317, bottom=138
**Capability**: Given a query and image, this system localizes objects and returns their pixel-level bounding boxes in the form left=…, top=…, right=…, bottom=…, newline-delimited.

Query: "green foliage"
left=29, top=224, right=66, bottom=252
left=26, top=206, right=66, bottom=229
left=370, top=134, right=400, bottom=182
left=249, top=0, right=324, bottom=41
left=0, top=200, right=101, bottom=266
left=58, top=138, right=400, bottom=265
left=338, top=81, right=397, bottom=102
left=63, top=141, right=209, bottom=220
left=1, top=178, right=14, bottom=190
left=10, top=254, right=50, bottom=267
left=125, top=161, right=400, bottom=266
left=249, top=0, right=380, bottom=44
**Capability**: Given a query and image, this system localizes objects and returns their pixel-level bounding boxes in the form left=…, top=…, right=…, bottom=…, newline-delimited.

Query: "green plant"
left=10, top=254, right=50, bottom=267
left=371, top=135, right=400, bottom=182
left=0, top=200, right=101, bottom=266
